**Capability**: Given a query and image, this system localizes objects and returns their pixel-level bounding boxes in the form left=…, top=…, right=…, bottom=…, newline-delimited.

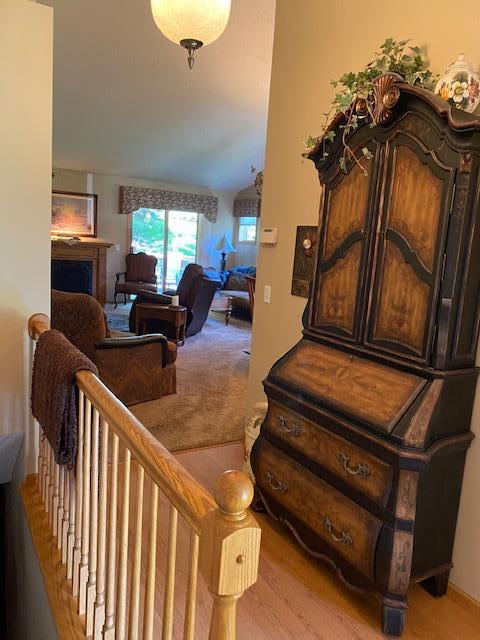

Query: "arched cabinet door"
left=311, top=153, right=376, bottom=341
left=365, top=135, right=455, bottom=363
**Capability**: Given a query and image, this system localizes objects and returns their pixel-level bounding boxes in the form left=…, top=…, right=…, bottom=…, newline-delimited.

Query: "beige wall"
left=52, top=167, right=88, bottom=193
left=248, top=0, right=480, bottom=600
left=54, top=169, right=236, bottom=299
left=0, top=0, right=53, bottom=472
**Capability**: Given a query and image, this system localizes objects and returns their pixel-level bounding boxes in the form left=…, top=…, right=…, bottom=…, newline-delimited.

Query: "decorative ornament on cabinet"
left=302, top=38, right=436, bottom=175
left=435, top=53, right=480, bottom=113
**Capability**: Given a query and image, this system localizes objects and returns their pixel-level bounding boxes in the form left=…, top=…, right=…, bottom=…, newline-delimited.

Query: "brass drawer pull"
left=276, top=415, right=301, bottom=436
left=264, top=471, right=288, bottom=494
left=337, top=452, right=370, bottom=479
left=322, top=516, right=353, bottom=547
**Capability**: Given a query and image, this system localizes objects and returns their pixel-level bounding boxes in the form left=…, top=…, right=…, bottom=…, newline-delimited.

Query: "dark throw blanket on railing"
left=31, top=329, right=98, bottom=468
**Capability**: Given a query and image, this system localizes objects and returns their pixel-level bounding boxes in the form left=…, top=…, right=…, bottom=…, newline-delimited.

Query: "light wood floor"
left=23, top=443, right=480, bottom=639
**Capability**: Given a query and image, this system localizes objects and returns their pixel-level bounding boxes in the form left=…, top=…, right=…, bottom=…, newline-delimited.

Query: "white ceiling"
left=40, top=0, right=275, bottom=191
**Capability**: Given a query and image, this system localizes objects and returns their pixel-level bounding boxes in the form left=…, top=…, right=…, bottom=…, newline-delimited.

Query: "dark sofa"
left=219, top=266, right=257, bottom=313
left=129, top=263, right=221, bottom=338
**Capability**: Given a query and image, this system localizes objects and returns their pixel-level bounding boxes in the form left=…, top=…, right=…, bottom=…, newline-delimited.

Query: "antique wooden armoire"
left=251, top=74, right=480, bottom=635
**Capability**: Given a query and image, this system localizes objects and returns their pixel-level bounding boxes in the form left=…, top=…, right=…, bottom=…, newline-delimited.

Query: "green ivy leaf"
left=304, top=134, right=318, bottom=149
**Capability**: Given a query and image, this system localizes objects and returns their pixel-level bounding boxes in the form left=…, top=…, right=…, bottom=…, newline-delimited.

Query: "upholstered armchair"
left=129, top=263, right=221, bottom=339
left=51, top=290, right=177, bottom=406
left=114, top=252, right=158, bottom=307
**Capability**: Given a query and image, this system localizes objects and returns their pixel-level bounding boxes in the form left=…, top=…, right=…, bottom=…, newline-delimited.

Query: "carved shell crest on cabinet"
left=372, top=73, right=402, bottom=125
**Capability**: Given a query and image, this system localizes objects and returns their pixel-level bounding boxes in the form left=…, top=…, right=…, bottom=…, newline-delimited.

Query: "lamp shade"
left=214, top=234, right=236, bottom=253
left=151, top=0, right=231, bottom=46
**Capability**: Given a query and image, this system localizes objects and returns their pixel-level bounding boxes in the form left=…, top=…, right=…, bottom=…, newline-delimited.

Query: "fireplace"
left=51, top=240, right=112, bottom=305
left=51, top=260, right=93, bottom=295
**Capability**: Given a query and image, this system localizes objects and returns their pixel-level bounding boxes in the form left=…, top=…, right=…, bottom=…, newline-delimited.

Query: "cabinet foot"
left=421, top=569, right=450, bottom=598
left=382, top=602, right=406, bottom=637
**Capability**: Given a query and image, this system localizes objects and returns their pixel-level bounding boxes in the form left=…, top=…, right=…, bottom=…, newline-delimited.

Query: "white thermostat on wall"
left=260, top=227, right=278, bottom=244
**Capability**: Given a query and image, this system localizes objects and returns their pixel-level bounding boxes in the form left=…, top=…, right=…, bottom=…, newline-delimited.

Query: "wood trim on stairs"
left=21, top=475, right=85, bottom=639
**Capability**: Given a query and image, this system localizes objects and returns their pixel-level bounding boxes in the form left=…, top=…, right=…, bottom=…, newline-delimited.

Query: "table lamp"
left=214, top=234, right=236, bottom=271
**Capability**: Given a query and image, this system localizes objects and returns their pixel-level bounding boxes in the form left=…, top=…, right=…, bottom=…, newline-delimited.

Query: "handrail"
left=76, top=371, right=215, bottom=531
left=29, top=312, right=261, bottom=639
left=28, top=313, right=215, bottom=532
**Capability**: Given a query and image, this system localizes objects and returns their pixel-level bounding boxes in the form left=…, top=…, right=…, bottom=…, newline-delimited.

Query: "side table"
left=210, top=292, right=233, bottom=325
left=135, top=303, right=188, bottom=345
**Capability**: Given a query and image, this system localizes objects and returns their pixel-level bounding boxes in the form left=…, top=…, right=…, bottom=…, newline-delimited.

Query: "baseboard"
left=449, top=582, right=480, bottom=614
left=175, top=438, right=244, bottom=455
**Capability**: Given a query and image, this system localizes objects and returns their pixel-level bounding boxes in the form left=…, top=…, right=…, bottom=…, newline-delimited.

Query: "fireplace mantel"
left=51, top=239, right=113, bottom=305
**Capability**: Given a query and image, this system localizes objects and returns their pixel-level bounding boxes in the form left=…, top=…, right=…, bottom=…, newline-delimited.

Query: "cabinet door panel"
left=387, top=146, right=443, bottom=272
left=312, top=160, right=372, bottom=339
left=316, top=242, right=362, bottom=334
left=324, top=164, right=369, bottom=259
left=366, top=139, right=453, bottom=361
left=373, top=240, right=430, bottom=353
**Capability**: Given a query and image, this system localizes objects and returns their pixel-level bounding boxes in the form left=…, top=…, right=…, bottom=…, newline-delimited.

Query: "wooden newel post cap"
left=28, top=313, right=50, bottom=340
left=200, top=470, right=261, bottom=602
left=214, top=470, right=254, bottom=518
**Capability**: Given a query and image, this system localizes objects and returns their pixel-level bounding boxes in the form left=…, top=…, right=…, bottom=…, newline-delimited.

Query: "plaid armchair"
left=51, top=290, right=176, bottom=406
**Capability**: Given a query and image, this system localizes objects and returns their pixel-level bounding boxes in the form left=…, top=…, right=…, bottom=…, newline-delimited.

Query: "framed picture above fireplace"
left=51, top=191, right=97, bottom=237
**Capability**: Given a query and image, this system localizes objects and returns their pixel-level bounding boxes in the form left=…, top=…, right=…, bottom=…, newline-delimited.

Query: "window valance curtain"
left=119, top=185, right=218, bottom=222
left=233, top=197, right=261, bottom=218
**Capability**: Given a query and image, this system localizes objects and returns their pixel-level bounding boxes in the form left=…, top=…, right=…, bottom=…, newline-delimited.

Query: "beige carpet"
left=125, top=311, right=251, bottom=452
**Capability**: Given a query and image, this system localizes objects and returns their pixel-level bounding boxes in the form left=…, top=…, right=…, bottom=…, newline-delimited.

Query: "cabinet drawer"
left=265, top=400, right=393, bottom=506
left=256, top=439, right=383, bottom=580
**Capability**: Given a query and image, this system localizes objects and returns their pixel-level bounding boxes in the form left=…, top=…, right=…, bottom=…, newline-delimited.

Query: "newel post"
left=199, top=470, right=261, bottom=640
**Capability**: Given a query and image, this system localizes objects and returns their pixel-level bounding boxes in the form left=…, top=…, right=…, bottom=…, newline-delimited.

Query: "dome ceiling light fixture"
left=150, top=0, right=232, bottom=69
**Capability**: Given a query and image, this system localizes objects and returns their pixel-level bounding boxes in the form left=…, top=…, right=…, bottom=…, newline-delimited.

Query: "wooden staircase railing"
left=28, top=313, right=261, bottom=639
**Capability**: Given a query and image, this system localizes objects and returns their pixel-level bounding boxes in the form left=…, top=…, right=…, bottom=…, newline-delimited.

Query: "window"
left=131, top=208, right=199, bottom=290
left=237, top=216, right=257, bottom=243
